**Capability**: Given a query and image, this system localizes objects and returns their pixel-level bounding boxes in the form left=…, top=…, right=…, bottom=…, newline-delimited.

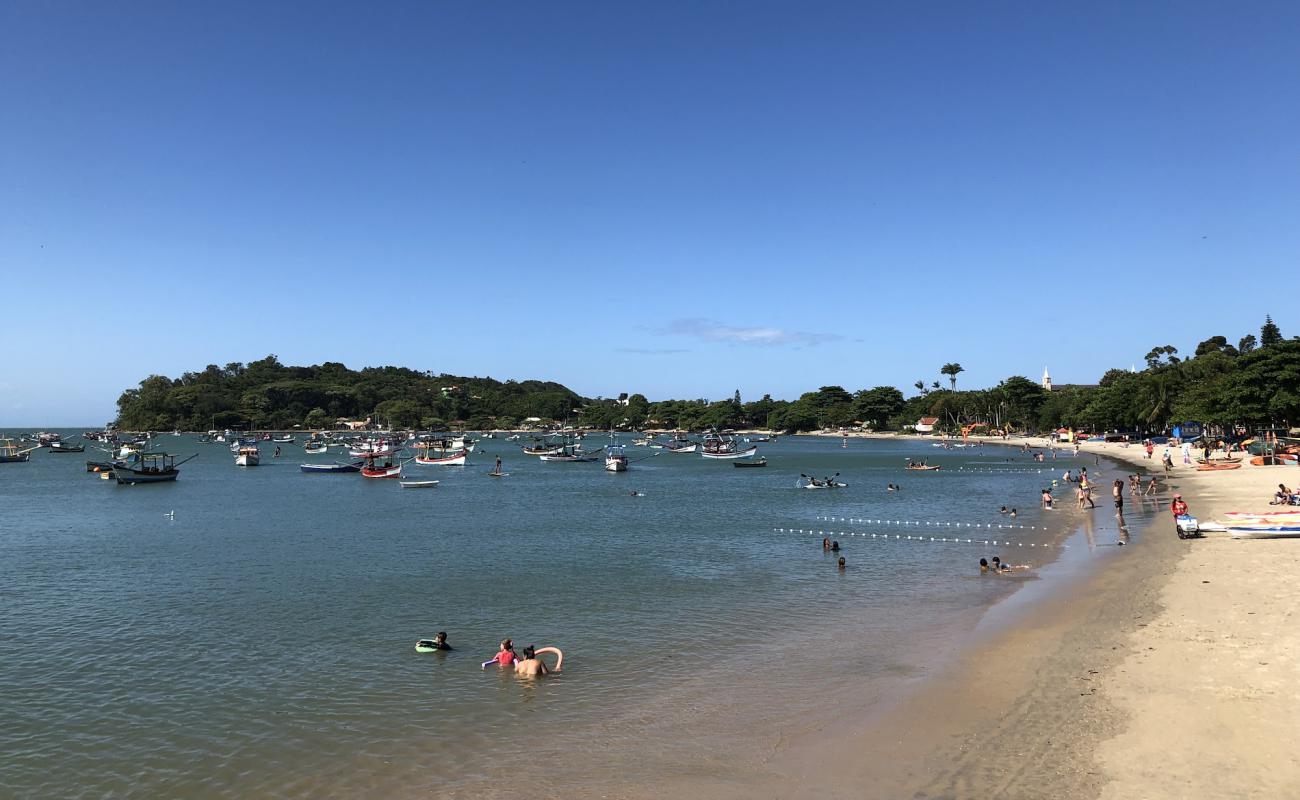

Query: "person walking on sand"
left=1145, top=441, right=1154, bottom=460
left=1181, top=441, right=1192, bottom=465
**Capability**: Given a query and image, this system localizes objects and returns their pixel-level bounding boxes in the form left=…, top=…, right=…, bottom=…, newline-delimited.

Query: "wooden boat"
left=361, top=455, right=405, bottom=478
left=664, top=436, right=698, bottom=454
left=540, top=443, right=601, bottom=462
left=303, top=442, right=328, bottom=454
left=522, top=439, right=566, bottom=456
left=701, top=444, right=758, bottom=459
left=0, top=438, right=38, bottom=463
left=734, top=457, right=767, bottom=468
left=399, top=480, right=439, bottom=488
left=112, top=453, right=195, bottom=484
left=86, top=459, right=125, bottom=473
left=413, top=448, right=468, bottom=466
left=1251, top=454, right=1298, bottom=466
left=905, top=464, right=942, bottom=471
left=1197, top=461, right=1241, bottom=471
left=299, top=462, right=361, bottom=473
left=605, top=446, right=628, bottom=472
left=48, top=441, right=85, bottom=453
left=235, top=446, right=261, bottom=467
left=272, top=434, right=294, bottom=444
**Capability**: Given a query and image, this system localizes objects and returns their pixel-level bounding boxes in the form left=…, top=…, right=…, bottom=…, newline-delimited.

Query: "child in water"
left=482, top=639, right=518, bottom=669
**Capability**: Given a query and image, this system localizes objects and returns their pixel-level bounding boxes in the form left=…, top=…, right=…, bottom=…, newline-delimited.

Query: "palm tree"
left=941, top=363, right=965, bottom=391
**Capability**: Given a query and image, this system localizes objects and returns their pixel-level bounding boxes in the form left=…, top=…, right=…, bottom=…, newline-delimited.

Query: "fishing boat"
left=413, top=448, right=468, bottom=466
left=235, top=446, right=261, bottom=467
left=0, top=438, right=38, bottom=463
left=272, top=434, right=294, bottom=444
left=734, top=457, right=767, bottom=468
left=47, top=440, right=86, bottom=453
left=112, top=452, right=195, bottom=484
left=399, top=479, right=440, bottom=489
left=360, top=454, right=405, bottom=478
left=522, top=437, right=566, bottom=456
left=540, top=442, right=601, bottom=462
left=299, top=462, right=362, bottom=473
left=905, top=461, right=942, bottom=471
left=303, top=441, right=328, bottom=454
left=86, top=459, right=125, bottom=473
left=664, top=433, right=698, bottom=454
left=605, top=445, right=628, bottom=472
left=700, top=432, right=759, bottom=459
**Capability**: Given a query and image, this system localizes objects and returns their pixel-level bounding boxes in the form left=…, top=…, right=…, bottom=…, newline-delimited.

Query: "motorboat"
left=112, top=453, right=195, bottom=484
left=235, top=446, right=261, bottom=467
left=605, top=446, right=628, bottom=472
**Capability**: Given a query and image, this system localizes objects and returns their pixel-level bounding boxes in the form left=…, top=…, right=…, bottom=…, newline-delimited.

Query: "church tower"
left=1042, top=367, right=1052, bottom=392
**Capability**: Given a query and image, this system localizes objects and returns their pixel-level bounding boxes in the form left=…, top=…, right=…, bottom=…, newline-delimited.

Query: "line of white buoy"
left=816, top=516, right=1044, bottom=531
left=776, top=528, right=1064, bottom=548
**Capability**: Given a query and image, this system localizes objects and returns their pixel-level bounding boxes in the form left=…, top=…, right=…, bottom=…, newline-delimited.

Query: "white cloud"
left=659, top=317, right=841, bottom=347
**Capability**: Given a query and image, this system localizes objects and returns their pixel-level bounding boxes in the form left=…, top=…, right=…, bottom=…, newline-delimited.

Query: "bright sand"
left=705, top=436, right=1300, bottom=799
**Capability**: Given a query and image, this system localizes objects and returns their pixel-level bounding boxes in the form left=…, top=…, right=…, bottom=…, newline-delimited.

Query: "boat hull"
left=665, top=444, right=697, bottom=454
left=113, top=468, right=180, bottom=484
left=300, top=463, right=360, bottom=473
left=413, top=449, right=468, bottom=466
left=361, top=466, right=403, bottom=478
left=700, top=446, right=758, bottom=459
left=605, top=459, right=628, bottom=472
left=399, top=480, right=440, bottom=488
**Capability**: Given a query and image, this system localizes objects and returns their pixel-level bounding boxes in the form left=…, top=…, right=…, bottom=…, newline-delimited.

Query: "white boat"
left=701, top=445, right=758, bottom=459
left=399, top=480, right=440, bottom=489
left=303, top=442, right=328, bottom=454
left=605, top=445, right=628, bottom=472
left=235, top=446, right=260, bottom=466
left=413, top=448, right=468, bottom=466
left=664, top=435, right=697, bottom=454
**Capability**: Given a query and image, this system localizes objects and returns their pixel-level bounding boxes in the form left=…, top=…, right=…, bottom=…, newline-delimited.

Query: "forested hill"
left=115, top=320, right=1300, bottom=434
left=114, top=357, right=584, bottom=431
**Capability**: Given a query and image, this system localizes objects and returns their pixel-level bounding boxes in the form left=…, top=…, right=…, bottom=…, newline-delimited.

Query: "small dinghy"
left=734, top=457, right=767, bottom=468
left=399, top=480, right=439, bottom=488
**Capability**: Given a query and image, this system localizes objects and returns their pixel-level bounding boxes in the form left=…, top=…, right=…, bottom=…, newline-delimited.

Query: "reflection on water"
left=0, top=433, right=1153, bottom=796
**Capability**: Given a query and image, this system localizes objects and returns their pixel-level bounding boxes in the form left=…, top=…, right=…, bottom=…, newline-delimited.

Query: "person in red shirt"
left=1171, top=494, right=1189, bottom=517
left=482, top=639, right=518, bottom=669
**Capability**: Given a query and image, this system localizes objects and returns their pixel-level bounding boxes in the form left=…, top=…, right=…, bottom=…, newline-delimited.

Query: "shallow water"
left=0, top=433, right=1154, bottom=797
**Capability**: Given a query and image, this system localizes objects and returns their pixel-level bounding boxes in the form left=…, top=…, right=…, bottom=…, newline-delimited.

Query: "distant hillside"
left=114, top=356, right=584, bottom=431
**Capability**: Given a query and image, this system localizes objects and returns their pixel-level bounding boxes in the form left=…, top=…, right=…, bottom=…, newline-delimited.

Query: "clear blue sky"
left=2, top=2, right=1297, bottom=425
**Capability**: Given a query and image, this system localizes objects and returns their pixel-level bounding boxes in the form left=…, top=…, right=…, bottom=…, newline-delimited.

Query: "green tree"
left=940, top=363, right=965, bottom=391
left=1239, top=334, right=1258, bottom=354
left=1261, top=315, right=1283, bottom=346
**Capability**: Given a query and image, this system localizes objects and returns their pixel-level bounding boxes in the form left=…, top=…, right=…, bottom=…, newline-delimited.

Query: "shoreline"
left=736, top=435, right=1300, bottom=799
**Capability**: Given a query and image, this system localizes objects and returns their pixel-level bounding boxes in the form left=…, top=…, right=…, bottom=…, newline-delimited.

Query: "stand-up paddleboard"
left=487, top=472, right=509, bottom=477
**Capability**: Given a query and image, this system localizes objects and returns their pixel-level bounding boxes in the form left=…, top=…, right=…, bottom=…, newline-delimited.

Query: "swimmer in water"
left=514, top=645, right=550, bottom=677
left=481, top=639, right=517, bottom=669
left=822, top=537, right=831, bottom=550
left=1041, top=489, right=1053, bottom=509
left=515, top=645, right=563, bottom=677
left=999, top=506, right=1008, bottom=514
left=1010, top=508, right=1018, bottom=518
left=830, top=540, right=840, bottom=552
left=979, top=557, right=990, bottom=573
left=428, top=631, right=452, bottom=651
left=838, top=556, right=846, bottom=570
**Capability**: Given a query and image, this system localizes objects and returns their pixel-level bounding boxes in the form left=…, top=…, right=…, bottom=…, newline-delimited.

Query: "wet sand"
left=735, top=436, right=1300, bottom=799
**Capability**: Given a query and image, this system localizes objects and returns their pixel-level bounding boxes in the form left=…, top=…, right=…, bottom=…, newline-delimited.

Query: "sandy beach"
left=728, top=435, right=1300, bottom=799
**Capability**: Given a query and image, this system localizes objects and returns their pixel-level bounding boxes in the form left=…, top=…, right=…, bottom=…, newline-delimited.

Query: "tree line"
left=115, top=318, right=1300, bottom=435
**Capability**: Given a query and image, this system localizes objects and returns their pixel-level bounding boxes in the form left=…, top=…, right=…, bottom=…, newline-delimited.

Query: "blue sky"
left=2, top=2, right=1297, bottom=425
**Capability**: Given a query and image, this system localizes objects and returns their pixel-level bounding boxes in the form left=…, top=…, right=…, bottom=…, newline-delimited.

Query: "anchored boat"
left=112, top=453, right=196, bottom=484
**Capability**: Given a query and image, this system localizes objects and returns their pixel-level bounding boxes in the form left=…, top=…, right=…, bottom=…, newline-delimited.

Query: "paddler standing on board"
left=494, top=455, right=502, bottom=475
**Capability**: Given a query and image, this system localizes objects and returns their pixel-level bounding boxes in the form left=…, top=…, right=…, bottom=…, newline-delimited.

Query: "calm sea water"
left=0, top=433, right=1154, bottom=798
